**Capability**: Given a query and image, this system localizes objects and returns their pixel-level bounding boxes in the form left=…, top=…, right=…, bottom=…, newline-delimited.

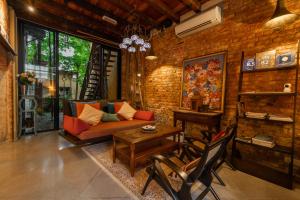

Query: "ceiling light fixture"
left=28, top=5, right=35, bottom=12
left=265, top=0, right=298, bottom=28
left=102, top=16, right=118, bottom=25
left=119, top=24, right=151, bottom=53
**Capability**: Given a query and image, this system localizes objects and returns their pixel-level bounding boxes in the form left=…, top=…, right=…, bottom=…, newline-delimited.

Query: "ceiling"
left=8, top=0, right=206, bottom=45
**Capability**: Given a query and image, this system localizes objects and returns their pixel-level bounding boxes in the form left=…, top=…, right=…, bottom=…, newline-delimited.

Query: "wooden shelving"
left=232, top=42, right=299, bottom=189
left=0, top=34, right=16, bottom=56
left=239, top=116, right=294, bottom=124
left=239, top=91, right=296, bottom=96
left=235, top=139, right=292, bottom=154
left=242, top=65, right=296, bottom=73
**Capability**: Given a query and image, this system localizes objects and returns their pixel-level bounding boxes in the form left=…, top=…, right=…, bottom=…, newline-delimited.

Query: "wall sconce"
left=265, top=0, right=298, bottom=28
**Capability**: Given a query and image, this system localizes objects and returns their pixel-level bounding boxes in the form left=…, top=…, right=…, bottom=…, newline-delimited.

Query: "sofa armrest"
left=134, top=110, right=154, bottom=121
left=63, top=115, right=90, bottom=136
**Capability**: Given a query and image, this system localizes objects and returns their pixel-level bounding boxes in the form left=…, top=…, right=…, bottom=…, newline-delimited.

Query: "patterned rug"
left=82, top=141, right=209, bottom=200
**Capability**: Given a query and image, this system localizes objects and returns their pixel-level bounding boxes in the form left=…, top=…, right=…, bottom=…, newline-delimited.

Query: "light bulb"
left=130, top=34, right=139, bottom=41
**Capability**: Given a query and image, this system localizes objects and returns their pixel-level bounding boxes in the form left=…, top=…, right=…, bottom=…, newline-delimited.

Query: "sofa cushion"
left=134, top=110, right=155, bottom=121
left=63, top=115, right=90, bottom=136
left=69, top=101, right=77, bottom=116
left=78, top=119, right=155, bottom=140
left=114, top=102, right=124, bottom=113
left=117, top=102, right=137, bottom=120
left=102, top=112, right=120, bottom=122
left=78, top=104, right=104, bottom=126
left=107, top=103, right=115, bottom=114
left=76, top=102, right=101, bottom=117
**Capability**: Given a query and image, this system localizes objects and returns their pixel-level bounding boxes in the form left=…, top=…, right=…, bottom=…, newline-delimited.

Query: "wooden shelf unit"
left=239, top=116, right=294, bottom=124
left=239, top=92, right=296, bottom=96
left=232, top=41, right=299, bottom=189
left=242, top=65, right=296, bottom=73
left=235, top=139, right=293, bottom=154
left=0, top=34, right=16, bottom=56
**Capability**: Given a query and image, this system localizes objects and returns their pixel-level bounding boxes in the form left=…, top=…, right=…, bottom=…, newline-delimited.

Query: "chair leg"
left=196, top=187, right=210, bottom=200
left=212, top=170, right=225, bottom=186
left=225, top=159, right=235, bottom=171
left=141, top=168, right=155, bottom=195
left=209, top=186, right=221, bottom=200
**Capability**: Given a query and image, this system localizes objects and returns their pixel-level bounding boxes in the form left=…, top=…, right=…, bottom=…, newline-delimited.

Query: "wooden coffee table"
left=112, top=125, right=181, bottom=176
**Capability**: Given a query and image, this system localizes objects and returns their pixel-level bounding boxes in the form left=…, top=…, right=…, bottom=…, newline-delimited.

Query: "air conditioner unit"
left=175, top=6, right=222, bottom=38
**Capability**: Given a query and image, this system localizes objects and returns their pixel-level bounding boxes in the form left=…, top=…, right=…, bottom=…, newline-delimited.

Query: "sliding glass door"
left=19, top=21, right=121, bottom=134
left=19, top=23, right=59, bottom=132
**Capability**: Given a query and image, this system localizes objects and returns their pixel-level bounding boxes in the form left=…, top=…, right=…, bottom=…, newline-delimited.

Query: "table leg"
left=177, top=132, right=181, bottom=153
left=130, top=144, right=135, bottom=177
left=113, top=136, right=116, bottom=163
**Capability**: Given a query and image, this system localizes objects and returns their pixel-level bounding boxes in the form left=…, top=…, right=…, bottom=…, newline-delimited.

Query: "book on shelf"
left=268, top=114, right=293, bottom=122
left=237, top=102, right=245, bottom=117
left=235, top=136, right=252, bottom=143
left=245, top=112, right=268, bottom=119
left=252, top=134, right=275, bottom=148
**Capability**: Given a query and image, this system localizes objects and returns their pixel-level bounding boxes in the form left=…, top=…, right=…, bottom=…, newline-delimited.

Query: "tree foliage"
left=25, top=30, right=91, bottom=86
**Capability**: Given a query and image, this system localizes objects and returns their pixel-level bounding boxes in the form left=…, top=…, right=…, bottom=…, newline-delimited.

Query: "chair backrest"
left=188, top=133, right=228, bottom=182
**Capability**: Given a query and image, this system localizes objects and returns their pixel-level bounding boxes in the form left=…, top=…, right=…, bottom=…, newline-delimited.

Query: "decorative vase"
left=21, top=85, right=27, bottom=96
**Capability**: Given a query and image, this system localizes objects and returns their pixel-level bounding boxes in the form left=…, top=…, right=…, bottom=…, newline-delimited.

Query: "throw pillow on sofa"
left=102, top=112, right=120, bottom=122
left=75, top=102, right=101, bottom=117
left=114, top=102, right=124, bottom=113
left=117, top=102, right=137, bottom=120
left=78, top=104, right=104, bottom=126
left=134, top=110, right=155, bottom=121
left=107, top=102, right=115, bottom=114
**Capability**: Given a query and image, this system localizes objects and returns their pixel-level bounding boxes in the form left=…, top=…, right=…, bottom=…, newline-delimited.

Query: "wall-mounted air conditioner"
left=175, top=6, right=222, bottom=38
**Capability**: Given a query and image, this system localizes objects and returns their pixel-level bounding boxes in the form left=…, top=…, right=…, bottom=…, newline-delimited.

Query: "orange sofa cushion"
left=134, top=110, right=154, bottom=121
left=114, top=102, right=124, bottom=113
left=63, top=115, right=90, bottom=136
left=78, top=119, right=155, bottom=140
left=75, top=102, right=101, bottom=117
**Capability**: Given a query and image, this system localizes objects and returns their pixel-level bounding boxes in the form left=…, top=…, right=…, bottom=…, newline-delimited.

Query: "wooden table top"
left=113, top=125, right=182, bottom=144
left=173, top=109, right=223, bottom=116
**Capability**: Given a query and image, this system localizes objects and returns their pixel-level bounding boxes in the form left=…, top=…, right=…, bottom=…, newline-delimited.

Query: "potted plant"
left=17, top=71, right=36, bottom=96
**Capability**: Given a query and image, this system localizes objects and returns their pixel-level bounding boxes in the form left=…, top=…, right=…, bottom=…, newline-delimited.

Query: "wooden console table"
left=173, top=110, right=222, bottom=135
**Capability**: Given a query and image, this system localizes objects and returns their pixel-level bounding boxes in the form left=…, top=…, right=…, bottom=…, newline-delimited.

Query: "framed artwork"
left=276, top=51, right=297, bottom=67
left=180, top=51, right=227, bottom=113
left=243, top=58, right=256, bottom=71
left=255, top=50, right=276, bottom=69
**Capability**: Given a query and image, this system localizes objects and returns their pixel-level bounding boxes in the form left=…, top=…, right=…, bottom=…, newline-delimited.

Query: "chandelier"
left=119, top=24, right=151, bottom=53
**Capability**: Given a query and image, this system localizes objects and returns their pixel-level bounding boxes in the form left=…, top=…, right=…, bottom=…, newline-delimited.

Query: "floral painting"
left=180, top=52, right=227, bottom=112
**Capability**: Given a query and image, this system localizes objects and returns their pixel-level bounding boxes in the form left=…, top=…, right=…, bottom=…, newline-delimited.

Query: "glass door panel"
left=22, top=24, right=57, bottom=132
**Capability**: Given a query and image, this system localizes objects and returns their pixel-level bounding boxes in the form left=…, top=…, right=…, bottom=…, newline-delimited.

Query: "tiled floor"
left=0, top=132, right=299, bottom=200
left=0, top=132, right=133, bottom=200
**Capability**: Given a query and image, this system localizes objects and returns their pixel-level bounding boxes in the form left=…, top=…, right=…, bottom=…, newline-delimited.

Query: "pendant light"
left=265, top=0, right=298, bottom=28
left=145, top=47, right=158, bottom=60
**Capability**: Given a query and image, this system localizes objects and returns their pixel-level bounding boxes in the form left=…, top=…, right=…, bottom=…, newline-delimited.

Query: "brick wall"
left=122, top=0, right=300, bottom=176
left=0, top=0, right=14, bottom=142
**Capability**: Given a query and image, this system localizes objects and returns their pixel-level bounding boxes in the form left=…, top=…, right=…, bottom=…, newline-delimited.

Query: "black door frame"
left=18, top=20, right=122, bottom=132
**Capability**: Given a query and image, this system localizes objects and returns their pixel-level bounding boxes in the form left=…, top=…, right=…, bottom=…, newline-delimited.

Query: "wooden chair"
left=141, top=134, right=229, bottom=200
left=181, top=123, right=237, bottom=186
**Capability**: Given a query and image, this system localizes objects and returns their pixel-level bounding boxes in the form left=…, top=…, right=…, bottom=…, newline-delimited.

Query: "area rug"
left=82, top=141, right=205, bottom=200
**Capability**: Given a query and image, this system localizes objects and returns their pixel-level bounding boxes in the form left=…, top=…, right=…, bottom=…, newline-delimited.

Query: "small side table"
left=19, top=96, right=37, bottom=137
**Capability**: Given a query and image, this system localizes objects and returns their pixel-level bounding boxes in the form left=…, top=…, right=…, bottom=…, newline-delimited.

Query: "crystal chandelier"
left=119, top=24, right=151, bottom=53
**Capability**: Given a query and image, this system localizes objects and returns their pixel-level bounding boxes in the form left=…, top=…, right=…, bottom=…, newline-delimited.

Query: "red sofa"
left=62, top=100, right=155, bottom=143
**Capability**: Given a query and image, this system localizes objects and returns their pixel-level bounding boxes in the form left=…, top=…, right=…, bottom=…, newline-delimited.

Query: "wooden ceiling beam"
left=179, top=0, right=202, bottom=12
left=145, top=0, right=180, bottom=23
left=157, top=3, right=187, bottom=24
left=108, top=0, right=158, bottom=27
left=33, top=0, right=121, bottom=37
left=70, top=0, right=129, bottom=28
left=8, top=0, right=120, bottom=42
